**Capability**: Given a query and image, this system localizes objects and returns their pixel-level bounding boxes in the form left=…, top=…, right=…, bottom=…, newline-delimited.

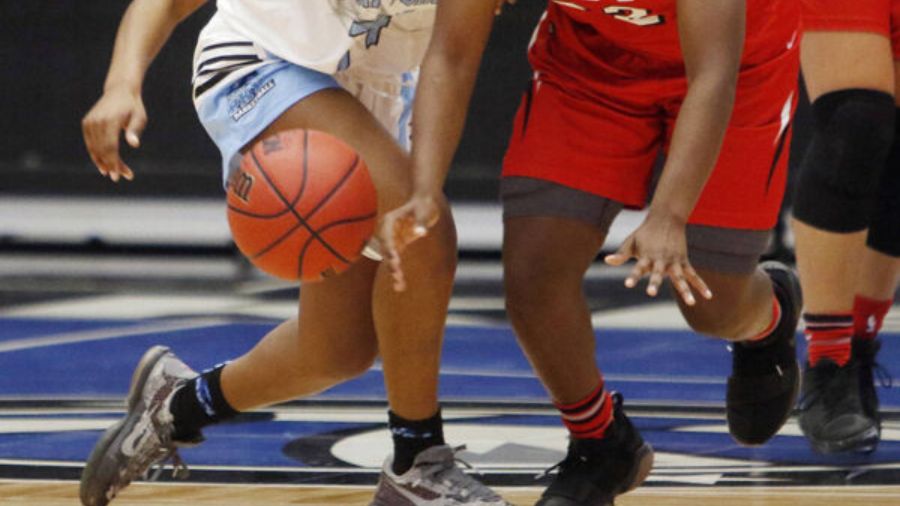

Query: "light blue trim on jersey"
left=195, top=59, right=340, bottom=185
left=397, top=72, right=416, bottom=151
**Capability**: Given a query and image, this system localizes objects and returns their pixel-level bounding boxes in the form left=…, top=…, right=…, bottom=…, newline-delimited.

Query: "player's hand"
left=82, top=85, right=146, bottom=183
left=604, top=211, right=713, bottom=306
left=376, top=193, right=441, bottom=292
left=495, top=0, right=517, bottom=15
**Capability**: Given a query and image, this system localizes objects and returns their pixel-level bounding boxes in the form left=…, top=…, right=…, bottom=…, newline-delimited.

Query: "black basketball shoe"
left=725, top=261, right=801, bottom=446
left=854, top=339, right=886, bottom=432
left=536, top=393, right=653, bottom=506
left=798, top=356, right=880, bottom=454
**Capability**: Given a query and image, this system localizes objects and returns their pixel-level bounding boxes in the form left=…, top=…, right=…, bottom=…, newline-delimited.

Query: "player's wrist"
left=646, top=204, right=689, bottom=227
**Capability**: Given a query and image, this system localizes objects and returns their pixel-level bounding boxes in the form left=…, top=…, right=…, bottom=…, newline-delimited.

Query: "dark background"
left=0, top=0, right=809, bottom=203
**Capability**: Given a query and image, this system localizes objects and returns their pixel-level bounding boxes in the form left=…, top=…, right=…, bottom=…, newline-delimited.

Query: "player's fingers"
left=604, top=238, right=635, bottom=266
left=362, top=238, right=384, bottom=262
left=646, top=259, right=666, bottom=297
left=83, top=119, right=110, bottom=175
left=670, top=263, right=696, bottom=306
left=88, top=153, right=109, bottom=177
left=119, top=163, right=135, bottom=181
left=125, top=109, right=146, bottom=149
left=684, top=263, right=713, bottom=300
left=390, top=253, right=407, bottom=292
left=625, top=256, right=650, bottom=288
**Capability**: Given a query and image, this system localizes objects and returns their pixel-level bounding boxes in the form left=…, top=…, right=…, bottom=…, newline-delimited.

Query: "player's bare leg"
left=224, top=88, right=454, bottom=421
left=503, top=216, right=653, bottom=506
left=82, top=89, right=509, bottom=506
left=503, top=217, right=605, bottom=404
left=676, top=263, right=801, bottom=446
left=793, top=31, right=897, bottom=454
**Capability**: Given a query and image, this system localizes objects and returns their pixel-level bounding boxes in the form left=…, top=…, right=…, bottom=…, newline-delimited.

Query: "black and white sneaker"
left=853, top=338, right=890, bottom=437
left=798, top=356, right=880, bottom=454
left=80, top=346, right=202, bottom=506
left=535, top=394, right=653, bottom=506
left=370, top=445, right=512, bottom=505
left=726, top=261, right=802, bottom=446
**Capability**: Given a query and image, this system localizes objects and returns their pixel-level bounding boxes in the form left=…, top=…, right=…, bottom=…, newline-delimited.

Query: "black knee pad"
left=867, top=107, right=900, bottom=257
left=793, top=89, right=897, bottom=232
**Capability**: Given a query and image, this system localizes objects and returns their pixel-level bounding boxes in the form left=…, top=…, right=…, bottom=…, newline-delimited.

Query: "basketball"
left=226, top=129, right=378, bottom=282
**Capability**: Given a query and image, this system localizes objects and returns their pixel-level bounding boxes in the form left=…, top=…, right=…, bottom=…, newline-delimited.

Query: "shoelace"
left=412, top=445, right=501, bottom=502
left=147, top=447, right=190, bottom=481
left=535, top=452, right=587, bottom=481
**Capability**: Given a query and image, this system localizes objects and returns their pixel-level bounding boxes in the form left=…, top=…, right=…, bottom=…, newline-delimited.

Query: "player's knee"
left=867, top=113, right=900, bottom=257
left=793, top=89, right=896, bottom=232
left=680, top=304, right=744, bottom=339
left=327, top=344, right=378, bottom=381
left=503, top=254, right=549, bottom=325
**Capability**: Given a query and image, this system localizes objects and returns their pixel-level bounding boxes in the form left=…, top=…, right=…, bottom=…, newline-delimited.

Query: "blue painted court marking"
left=1, top=315, right=899, bottom=487
left=0, top=317, right=898, bottom=407
left=0, top=317, right=233, bottom=354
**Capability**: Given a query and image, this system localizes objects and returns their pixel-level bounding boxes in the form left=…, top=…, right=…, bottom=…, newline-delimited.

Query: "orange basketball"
left=226, top=129, right=378, bottom=282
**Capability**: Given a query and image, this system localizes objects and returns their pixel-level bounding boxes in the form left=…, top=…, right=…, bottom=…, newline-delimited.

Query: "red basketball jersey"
left=531, top=0, right=800, bottom=85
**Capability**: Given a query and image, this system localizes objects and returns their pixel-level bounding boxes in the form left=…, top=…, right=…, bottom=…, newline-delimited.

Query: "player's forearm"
left=649, top=73, right=737, bottom=222
left=103, top=0, right=206, bottom=93
left=409, top=0, right=496, bottom=198
left=653, top=0, right=744, bottom=222
left=410, top=54, right=482, bottom=197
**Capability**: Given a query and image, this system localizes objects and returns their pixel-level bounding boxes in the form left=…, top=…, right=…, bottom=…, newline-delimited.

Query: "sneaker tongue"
left=413, top=444, right=454, bottom=465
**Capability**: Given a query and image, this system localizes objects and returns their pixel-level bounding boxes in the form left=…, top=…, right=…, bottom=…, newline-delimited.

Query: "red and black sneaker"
left=536, top=393, right=653, bottom=506
left=726, top=261, right=802, bottom=446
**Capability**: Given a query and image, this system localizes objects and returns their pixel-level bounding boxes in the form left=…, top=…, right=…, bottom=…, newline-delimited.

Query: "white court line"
left=0, top=317, right=233, bottom=354
left=370, top=365, right=727, bottom=385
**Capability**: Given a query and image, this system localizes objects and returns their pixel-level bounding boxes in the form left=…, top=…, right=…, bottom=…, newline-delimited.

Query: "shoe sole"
left=807, top=425, right=881, bottom=455
left=534, top=443, right=655, bottom=506
left=79, top=346, right=172, bottom=506
left=623, top=443, right=654, bottom=494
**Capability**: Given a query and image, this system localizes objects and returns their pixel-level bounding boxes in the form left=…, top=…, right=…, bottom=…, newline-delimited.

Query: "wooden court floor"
left=2, top=481, right=900, bottom=506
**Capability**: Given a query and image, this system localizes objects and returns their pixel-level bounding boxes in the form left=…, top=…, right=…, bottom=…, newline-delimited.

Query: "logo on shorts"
left=228, top=169, right=255, bottom=202
left=229, top=78, right=276, bottom=121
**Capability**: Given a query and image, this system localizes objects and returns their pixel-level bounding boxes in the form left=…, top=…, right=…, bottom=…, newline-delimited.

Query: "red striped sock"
left=554, top=382, right=614, bottom=440
left=853, top=295, right=892, bottom=341
left=804, top=313, right=853, bottom=366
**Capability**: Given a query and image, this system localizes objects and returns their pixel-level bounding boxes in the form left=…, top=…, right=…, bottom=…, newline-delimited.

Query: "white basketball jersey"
left=207, top=0, right=437, bottom=75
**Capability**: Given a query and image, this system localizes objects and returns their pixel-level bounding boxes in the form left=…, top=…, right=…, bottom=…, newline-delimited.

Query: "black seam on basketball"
left=294, top=212, right=377, bottom=278
left=295, top=129, right=310, bottom=209
left=294, top=212, right=377, bottom=277
left=227, top=203, right=295, bottom=219
left=301, top=154, right=360, bottom=222
left=228, top=133, right=309, bottom=219
left=250, top=149, right=351, bottom=265
left=314, top=212, right=377, bottom=234
left=250, top=222, right=304, bottom=260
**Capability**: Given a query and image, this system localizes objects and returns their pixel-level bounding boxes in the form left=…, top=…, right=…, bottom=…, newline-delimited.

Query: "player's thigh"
left=502, top=178, right=617, bottom=288
left=802, top=32, right=896, bottom=101
left=256, top=88, right=412, bottom=211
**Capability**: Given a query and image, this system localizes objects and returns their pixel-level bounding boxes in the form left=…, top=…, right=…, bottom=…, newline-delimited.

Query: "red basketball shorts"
left=802, top=0, right=900, bottom=59
left=502, top=38, right=800, bottom=231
